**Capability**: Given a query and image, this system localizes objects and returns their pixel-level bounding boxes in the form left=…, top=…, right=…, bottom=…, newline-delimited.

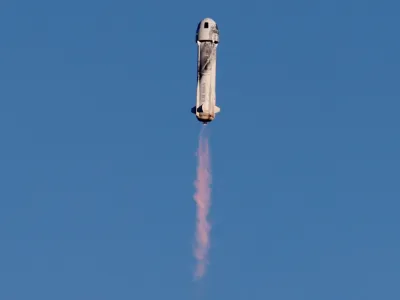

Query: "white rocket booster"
left=191, top=18, right=220, bottom=124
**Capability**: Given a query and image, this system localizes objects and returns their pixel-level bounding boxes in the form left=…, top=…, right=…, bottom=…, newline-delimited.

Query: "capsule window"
left=204, top=22, right=208, bottom=28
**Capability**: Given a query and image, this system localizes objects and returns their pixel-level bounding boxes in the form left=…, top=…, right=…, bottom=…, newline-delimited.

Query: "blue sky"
left=0, top=0, right=399, bottom=299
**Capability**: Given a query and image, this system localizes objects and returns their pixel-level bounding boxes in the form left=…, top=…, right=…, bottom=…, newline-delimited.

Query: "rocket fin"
left=214, top=106, right=220, bottom=113
left=201, top=102, right=208, bottom=112
left=191, top=106, right=196, bottom=114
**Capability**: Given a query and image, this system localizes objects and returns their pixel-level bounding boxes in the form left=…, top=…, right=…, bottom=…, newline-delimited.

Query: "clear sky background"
left=0, top=0, right=399, bottom=299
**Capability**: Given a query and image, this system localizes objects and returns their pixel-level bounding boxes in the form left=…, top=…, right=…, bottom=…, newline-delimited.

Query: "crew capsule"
left=196, top=18, right=219, bottom=44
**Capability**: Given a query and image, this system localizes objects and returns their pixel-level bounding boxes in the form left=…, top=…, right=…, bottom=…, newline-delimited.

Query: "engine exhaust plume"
left=193, top=126, right=212, bottom=280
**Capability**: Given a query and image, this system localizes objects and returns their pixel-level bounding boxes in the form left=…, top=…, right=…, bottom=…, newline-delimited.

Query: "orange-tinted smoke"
left=193, top=126, right=212, bottom=280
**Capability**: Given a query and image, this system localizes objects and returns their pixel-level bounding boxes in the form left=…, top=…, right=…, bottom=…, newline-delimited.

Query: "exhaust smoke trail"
left=193, top=126, right=212, bottom=280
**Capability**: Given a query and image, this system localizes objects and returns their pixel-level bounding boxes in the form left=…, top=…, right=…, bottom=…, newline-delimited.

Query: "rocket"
left=191, top=18, right=220, bottom=124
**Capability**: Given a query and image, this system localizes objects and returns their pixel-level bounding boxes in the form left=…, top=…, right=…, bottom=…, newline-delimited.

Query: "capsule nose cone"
left=202, top=17, right=216, bottom=24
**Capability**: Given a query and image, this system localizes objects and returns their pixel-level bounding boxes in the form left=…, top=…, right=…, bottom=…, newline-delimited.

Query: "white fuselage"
left=192, top=18, right=220, bottom=124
